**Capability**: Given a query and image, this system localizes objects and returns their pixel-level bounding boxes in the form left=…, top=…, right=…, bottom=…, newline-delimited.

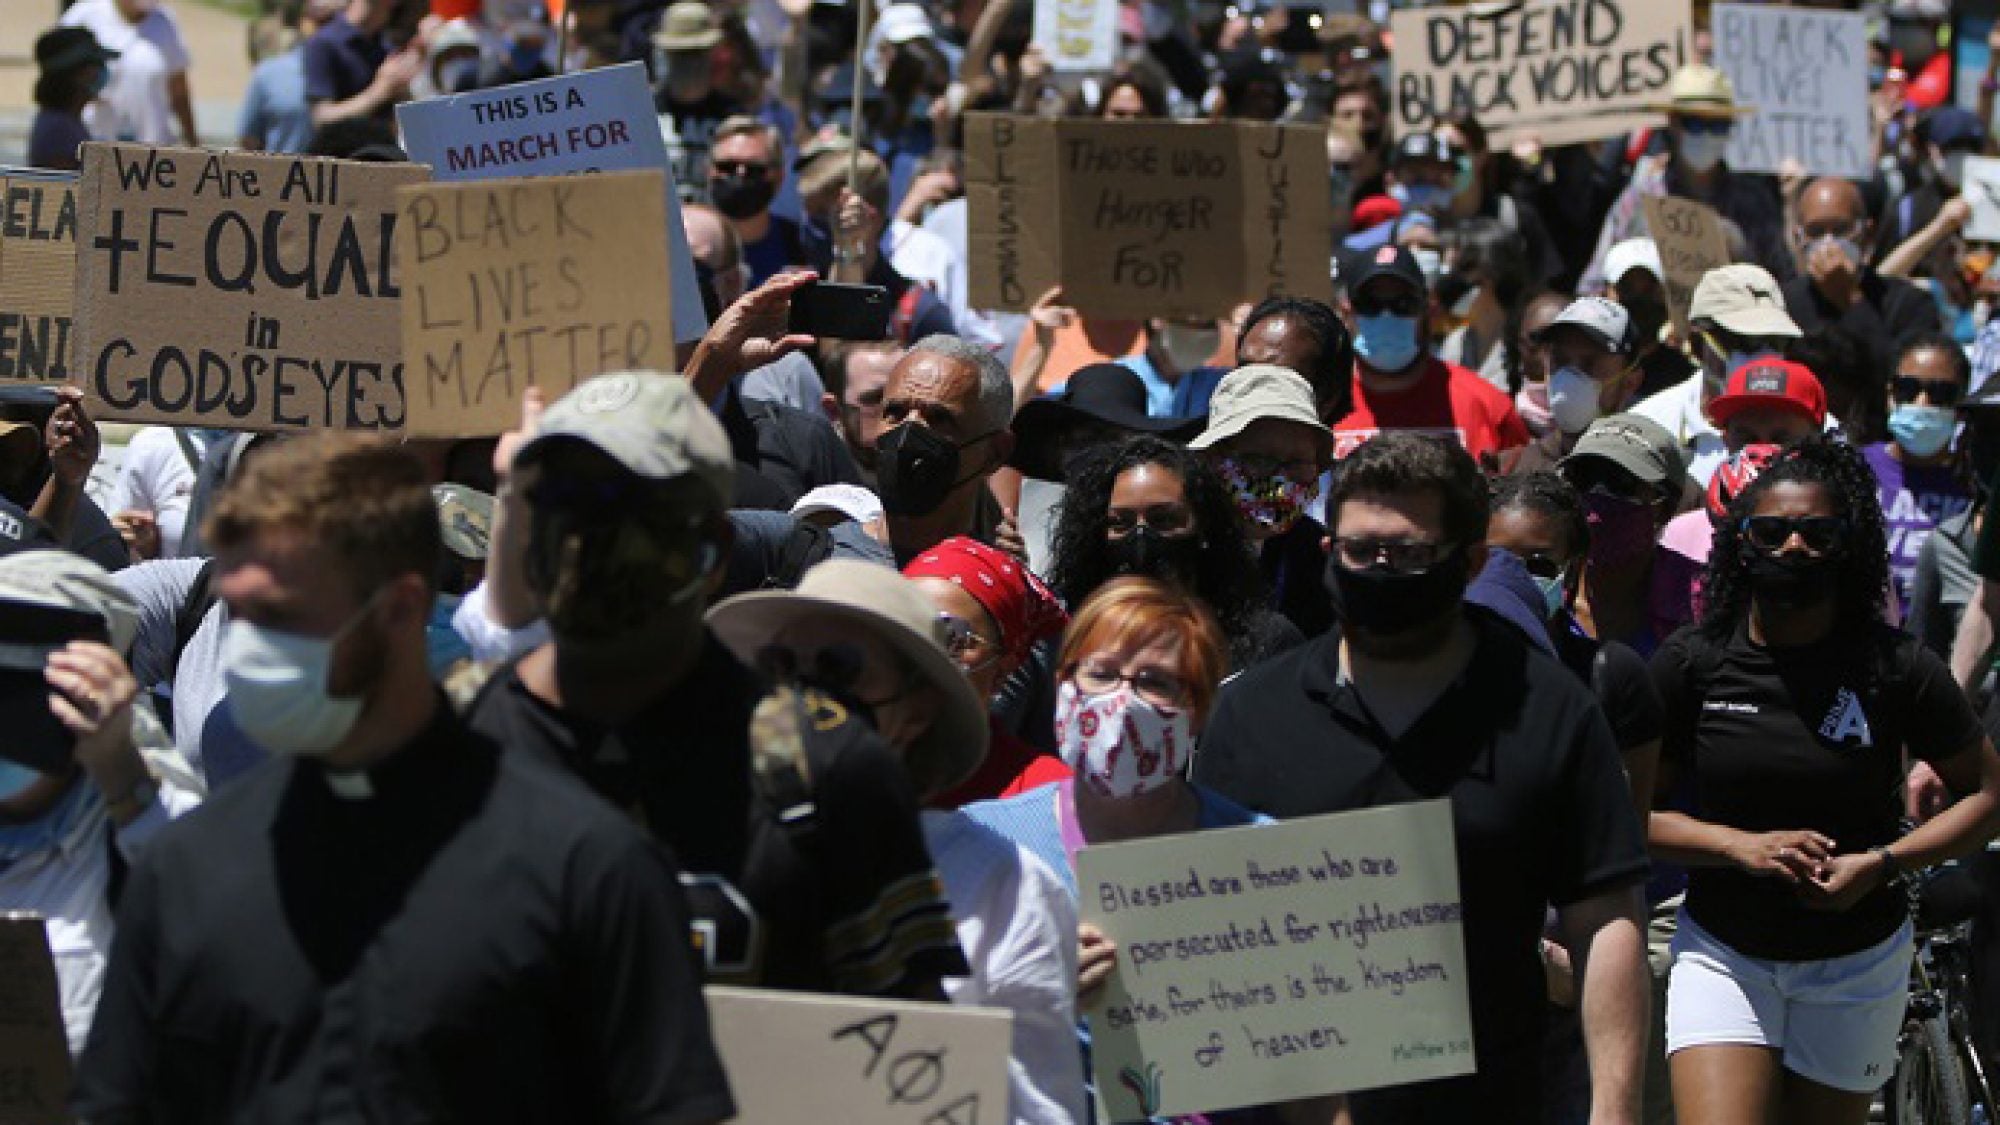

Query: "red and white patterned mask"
left=1054, top=682, right=1192, bottom=799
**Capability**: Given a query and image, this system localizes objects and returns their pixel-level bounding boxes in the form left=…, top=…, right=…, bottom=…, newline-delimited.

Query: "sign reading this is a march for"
left=1077, top=801, right=1472, bottom=1122
left=1033, top=0, right=1118, bottom=73
left=397, top=171, right=675, bottom=437
left=964, top=115, right=1332, bottom=319
left=704, top=987, right=1012, bottom=1124
left=0, top=915, right=73, bottom=1125
left=0, top=171, right=78, bottom=387
left=1642, top=194, right=1730, bottom=340
left=397, top=63, right=708, bottom=344
left=1712, top=4, right=1869, bottom=179
left=1389, top=0, right=1693, bottom=147
left=73, top=143, right=424, bottom=431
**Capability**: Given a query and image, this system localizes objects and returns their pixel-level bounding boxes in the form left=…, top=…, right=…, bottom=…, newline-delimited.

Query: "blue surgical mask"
left=1532, top=573, right=1567, bottom=619
left=1353, top=314, right=1421, bottom=372
left=222, top=592, right=381, bottom=759
left=1390, top=181, right=1454, bottom=214
left=1679, top=133, right=1729, bottom=174
left=1889, top=404, right=1957, bottom=459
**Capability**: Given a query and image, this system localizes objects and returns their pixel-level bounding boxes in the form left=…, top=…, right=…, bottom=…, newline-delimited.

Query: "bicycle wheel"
left=1888, top=1013, right=1974, bottom=1125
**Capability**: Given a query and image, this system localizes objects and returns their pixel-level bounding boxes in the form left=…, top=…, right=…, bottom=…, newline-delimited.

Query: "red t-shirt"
left=1334, top=356, right=1530, bottom=463
left=928, top=721, right=1065, bottom=809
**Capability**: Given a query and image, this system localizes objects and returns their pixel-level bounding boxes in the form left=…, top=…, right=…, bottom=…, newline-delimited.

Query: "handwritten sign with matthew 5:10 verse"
left=1077, top=800, right=1473, bottom=1122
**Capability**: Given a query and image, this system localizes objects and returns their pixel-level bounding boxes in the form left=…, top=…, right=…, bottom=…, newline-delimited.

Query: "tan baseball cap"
left=518, top=372, right=735, bottom=508
left=1188, top=364, right=1332, bottom=460
left=1688, top=264, right=1800, bottom=339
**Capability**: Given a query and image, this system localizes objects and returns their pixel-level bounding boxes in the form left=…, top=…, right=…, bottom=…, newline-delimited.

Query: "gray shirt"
left=116, top=558, right=264, bottom=790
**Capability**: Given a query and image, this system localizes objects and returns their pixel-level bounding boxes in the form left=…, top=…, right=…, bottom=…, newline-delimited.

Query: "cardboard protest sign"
left=964, top=113, right=1061, bottom=312
left=1033, top=0, right=1118, bottom=73
left=1389, top=0, right=1693, bottom=147
left=397, top=170, right=675, bottom=437
left=704, top=987, right=1012, bottom=1124
left=1642, top=194, right=1730, bottom=340
left=0, top=171, right=78, bottom=387
left=1711, top=5, right=1868, bottom=179
left=72, top=144, right=424, bottom=432
left=397, top=63, right=708, bottom=344
left=966, top=115, right=1332, bottom=318
left=1078, top=800, right=1472, bottom=1121
left=0, top=915, right=73, bottom=1125
left=1963, top=157, right=2000, bottom=244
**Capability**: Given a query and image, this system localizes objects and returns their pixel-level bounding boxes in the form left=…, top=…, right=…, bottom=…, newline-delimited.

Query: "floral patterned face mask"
left=1217, top=456, right=1319, bottom=537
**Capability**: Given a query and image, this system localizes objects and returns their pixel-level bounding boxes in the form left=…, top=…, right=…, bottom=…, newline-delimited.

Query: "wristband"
left=1870, top=844, right=1905, bottom=885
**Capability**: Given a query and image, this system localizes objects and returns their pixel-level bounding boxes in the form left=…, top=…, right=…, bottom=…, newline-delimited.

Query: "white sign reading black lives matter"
left=1712, top=4, right=1869, bottom=179
left=73, top=144, right=425, bottom=432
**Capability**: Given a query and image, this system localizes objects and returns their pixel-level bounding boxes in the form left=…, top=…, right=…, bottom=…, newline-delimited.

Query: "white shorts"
left=1665, top=910, right=1912, bottom=1093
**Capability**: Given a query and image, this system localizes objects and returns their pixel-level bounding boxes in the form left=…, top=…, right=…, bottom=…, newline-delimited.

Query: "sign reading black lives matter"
left=0, top=170, right=78, bottom=387
left=1711, top=4, right=1869, bottom=179
left=73, top=144, right=424, bottom=431
left=964, top=114, right=1331, bottom=319
left=1389, top=0, right=1692, bottom=147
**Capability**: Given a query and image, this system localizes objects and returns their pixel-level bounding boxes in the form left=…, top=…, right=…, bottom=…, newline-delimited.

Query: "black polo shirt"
left=1780, top=269, right=1941, bottom=380
left=74, top=699, right=733, bottom=1125
left=1193, top=613, right=1648, bottom=1120
left=467, top=632, right=967, bottom=995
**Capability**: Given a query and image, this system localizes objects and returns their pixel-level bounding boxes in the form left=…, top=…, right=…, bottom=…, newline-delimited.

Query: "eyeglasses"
left=1106, top=505, right=1196, bottom=538
left=936, top=613, right=1000, bottom=664
left=711, top=160, right=770, bottom=179
left=1740, top=515, right=1848, bottom=555
left=1352, top=291, right=1423, bottom=318
left=1072, top=658, right=1189, bottom=710
left=1891, top=376, right=1964, bottom=407
left=1796, top=220, right=1865, bottom=243
left=755, top=642, right=913, bottom=708
left=1330, top=536, right=1453, bottom=573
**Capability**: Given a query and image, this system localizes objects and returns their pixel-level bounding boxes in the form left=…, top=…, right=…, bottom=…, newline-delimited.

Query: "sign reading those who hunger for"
left=703, top=987, right=1012, bottom=1124
left=397, top=170, right=675, bottom=438
left=73, top=143, right=424, bottom=432
left=1032, top=0, right=1118, bottom=73
left=1078, top=801, right=1472, bottom=1122
left=1961, top=157, right=2000, bottom=244
left=0, top=915, right=73, bottom=1125
left=1389, top=0, right=1692, bottom=148
left=963, top=114, right=1333, bottom=319
left=0, top=171, right=78, bottom=387
left=1642, top=194, right=1730, bottom=340
left=1711, top=4, right=1869, bottom=179
left=396, top=63, right=709, bottom=345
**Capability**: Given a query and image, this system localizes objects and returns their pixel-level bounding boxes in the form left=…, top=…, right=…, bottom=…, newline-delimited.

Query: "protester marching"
left=14, top=0, right=2000, bottom=1122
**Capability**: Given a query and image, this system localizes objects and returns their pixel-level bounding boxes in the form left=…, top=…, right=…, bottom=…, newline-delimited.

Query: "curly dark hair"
left=1239, top=296, right=1355, bottom=423
left=1489, top=470, right=1589, bottom=559
left=1046, top=435, right=1263, bottom=645
left=1701, top=436, right=1890, bottom=644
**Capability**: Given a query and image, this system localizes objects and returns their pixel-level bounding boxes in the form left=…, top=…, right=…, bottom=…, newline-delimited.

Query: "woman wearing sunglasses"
left=904, top=536, right=1071, bottom=806
left=963, top=578, right=1287, bottom=1122
left=1649, top=438, right=2000, bottom=1125
left=1863, top=334, right=1976, bottom=621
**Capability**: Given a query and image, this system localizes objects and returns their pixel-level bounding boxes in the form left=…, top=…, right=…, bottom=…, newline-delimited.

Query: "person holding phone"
left=0, top=549, right=204, bottom=1055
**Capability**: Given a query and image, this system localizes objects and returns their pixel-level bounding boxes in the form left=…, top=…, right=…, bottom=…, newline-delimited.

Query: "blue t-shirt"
left=238, top=49, right=314, bottom=154
left=741, top=215, right=803, bottom=287
left=1114, top=355, right=1225, bottom=421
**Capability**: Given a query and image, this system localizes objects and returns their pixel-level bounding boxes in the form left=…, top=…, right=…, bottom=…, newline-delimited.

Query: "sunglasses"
left=1331, top=536, right=1453, bottom=573
left=1512, top=552, right=1568, bottom=580
left=1891, top=376, right=1964, bottom=407
left=1352, top=292, right=1423, bottom=318
left=711, top=160, right=771, bottom=179
left=1679, top=117, right=1732, bottom=136
left=1740, top=515, right=1847, bottom=555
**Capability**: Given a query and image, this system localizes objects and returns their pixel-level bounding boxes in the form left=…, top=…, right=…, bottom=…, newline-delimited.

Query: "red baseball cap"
left=1706, top=358, right=1827, bottom=428
left=1350, top=194, right=1402, bottom=231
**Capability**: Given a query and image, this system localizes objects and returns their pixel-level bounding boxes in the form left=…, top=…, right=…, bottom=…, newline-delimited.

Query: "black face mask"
left=1361, top=127, right=1385, bottom=152
left=1324, top=550, right=1469, bottom=637
left=708, top=173, right=776, bottom=221
left=1107, top=526, right=1203, bottom=585
left=1746, top=551, right=1839, bottom=613
left=876, top=423, right=982, bottom=517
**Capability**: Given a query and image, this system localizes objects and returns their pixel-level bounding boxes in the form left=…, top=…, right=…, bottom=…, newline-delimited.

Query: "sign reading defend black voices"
left=72, top=143, right=425, bottom=432
left=1389, top=0, right=1692, bottom=147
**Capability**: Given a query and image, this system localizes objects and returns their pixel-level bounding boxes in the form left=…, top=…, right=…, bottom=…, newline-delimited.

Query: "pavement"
left=0, top=0, right=256, bottom=162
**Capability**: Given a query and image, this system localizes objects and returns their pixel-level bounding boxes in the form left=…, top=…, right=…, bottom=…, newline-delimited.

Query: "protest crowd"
left=20, top=0, right=2000, bottom=1121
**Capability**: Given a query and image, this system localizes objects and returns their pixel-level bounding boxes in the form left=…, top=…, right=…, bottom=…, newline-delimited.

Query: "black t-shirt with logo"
left=1651, top=622, right=1983, bottom=961
left=1193, top=613, right=1648, bottom=1120
left=466, top=632, right=967, bottom=995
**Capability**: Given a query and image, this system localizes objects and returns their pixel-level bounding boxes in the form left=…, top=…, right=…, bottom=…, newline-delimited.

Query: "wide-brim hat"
left=1187, top=364, right=1332, bottom=459
left=706, top=559, right=991, bottom=795
left=35, top=27, right=118, bottom=76
left=1010, top=363, right=1203, bottom=480
left=1652, top=65, right=1754, bottom=120
left=653, top=0, right=723, bottom=50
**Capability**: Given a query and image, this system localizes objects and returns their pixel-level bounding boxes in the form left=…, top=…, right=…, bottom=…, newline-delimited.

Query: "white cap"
left=790, top=484, right=883, bottom=526
left=874, top=2, right=933, bottom=44
left=1604, top=238, right=1663, bottom=286
left=1534, top=296, right=1635, bottom=355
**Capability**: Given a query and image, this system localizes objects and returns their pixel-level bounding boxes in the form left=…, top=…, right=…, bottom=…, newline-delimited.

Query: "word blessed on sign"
left=73, top=144, right=422, bottom=431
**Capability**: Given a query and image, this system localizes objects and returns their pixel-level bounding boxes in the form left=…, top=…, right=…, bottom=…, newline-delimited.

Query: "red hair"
left=1057, top=577, right=1227, bottom=721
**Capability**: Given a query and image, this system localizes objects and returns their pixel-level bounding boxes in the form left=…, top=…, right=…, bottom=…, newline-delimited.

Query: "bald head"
left=1801, top=177, right=1863, bottom=220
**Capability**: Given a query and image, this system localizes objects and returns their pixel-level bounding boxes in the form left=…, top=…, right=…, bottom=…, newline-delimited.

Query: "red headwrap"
left=903, top=537, right=1068, bottom=664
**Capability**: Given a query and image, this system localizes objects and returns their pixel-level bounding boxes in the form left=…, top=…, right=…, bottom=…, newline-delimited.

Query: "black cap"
left=1342, top=243, right=1427, bottom=297
left=35, top=27, right=118, bottom=75
left=1391, top=131, right=1458, bottom=167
